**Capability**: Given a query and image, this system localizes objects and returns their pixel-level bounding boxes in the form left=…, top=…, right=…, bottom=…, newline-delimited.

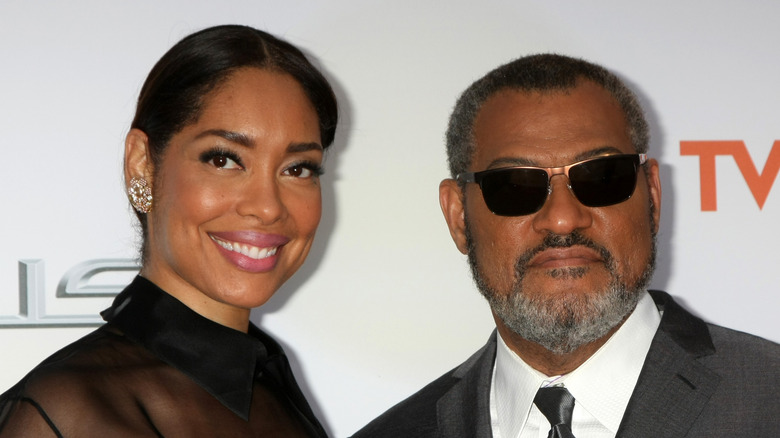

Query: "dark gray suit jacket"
left=353, top=291, right=780, bottom=437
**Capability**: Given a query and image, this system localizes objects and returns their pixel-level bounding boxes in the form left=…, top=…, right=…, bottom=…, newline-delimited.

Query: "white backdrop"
left=1, top=1, right=779, bottom=436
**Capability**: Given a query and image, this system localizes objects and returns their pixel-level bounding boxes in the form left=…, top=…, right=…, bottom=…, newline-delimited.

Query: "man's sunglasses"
left=456, top=153, right=648, bottom=216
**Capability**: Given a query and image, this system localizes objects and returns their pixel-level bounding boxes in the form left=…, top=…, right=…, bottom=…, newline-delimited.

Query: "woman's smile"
left=209, top=231, right=290, bottom=272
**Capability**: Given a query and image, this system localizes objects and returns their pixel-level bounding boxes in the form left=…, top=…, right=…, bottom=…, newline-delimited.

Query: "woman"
left=0, top=24, right=337, bottom=437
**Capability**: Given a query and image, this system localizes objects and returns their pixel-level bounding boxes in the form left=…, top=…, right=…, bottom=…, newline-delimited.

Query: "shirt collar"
left=492, top=325, right=549, bottom=438
left=492, top=291, right=661, bottom=436
left=100, top=276, right=271, bottom=420
left=564, top=291, right=660, bottom=432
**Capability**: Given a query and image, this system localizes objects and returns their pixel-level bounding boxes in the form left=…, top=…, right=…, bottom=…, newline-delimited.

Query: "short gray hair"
left=445, top=54, right=649, bottom=178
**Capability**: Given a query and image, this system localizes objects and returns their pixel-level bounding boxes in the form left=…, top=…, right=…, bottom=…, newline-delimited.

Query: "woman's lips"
left=528, top=247, right=604, bottom=269
left=211, top=237, right=279, bottom=260
left=208, top=231, right=290, bottom=272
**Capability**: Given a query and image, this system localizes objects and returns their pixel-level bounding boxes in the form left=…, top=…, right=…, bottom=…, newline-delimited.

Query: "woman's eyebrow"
left=195, top=129, right=255, bottom=147
left=193, top=130, right=322, bottom=154
left=287, top=142, right=323, bottom=153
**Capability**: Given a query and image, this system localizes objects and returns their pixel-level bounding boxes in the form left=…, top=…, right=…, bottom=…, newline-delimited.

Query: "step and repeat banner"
left=1, top=1, right=778, bottom=436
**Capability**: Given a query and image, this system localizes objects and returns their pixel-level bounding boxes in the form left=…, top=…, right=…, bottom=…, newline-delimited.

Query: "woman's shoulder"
left=13, top=325, right=166, bottom=389
left=0, top=325, right=173, bottom=436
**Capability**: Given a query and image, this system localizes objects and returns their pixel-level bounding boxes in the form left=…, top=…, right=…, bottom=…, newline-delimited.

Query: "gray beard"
left=466, top=226, right=656, bottom=355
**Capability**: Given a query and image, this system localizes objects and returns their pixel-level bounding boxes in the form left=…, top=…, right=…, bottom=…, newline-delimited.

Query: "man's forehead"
left=476, top=80, right=614, bottom=115
left=481, top=146, right=627, bottom=169
left=481, top=77, right=603, bottom=106
left=470, top=82, right=632, bottom=168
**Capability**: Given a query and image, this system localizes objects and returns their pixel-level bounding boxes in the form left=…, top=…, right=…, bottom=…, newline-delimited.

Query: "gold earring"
left=128, top=177, right=153, bottom=213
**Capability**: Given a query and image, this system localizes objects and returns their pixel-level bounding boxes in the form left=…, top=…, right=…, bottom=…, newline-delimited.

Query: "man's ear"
left=439, top=178, right=469, bottom=255
left=645, top=158, right=662, bottom=234
left=124, top=128, right=153, bottom=185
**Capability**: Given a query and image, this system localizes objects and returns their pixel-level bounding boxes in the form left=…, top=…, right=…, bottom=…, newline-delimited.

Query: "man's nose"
left=531, top=175, right=593, bottom=234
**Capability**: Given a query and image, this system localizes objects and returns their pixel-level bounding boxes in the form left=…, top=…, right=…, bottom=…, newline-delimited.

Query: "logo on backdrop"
left=680, top=140, right=780, bottom=211
left=0, top=259, right=139, bottom=328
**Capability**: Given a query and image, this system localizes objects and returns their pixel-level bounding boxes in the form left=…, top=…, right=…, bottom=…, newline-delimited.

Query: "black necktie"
left=533, top=386, right=576, bottom=438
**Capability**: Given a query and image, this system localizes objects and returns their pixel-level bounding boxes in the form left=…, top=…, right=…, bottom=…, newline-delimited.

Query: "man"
left=354, top=54, right=780, bottom=437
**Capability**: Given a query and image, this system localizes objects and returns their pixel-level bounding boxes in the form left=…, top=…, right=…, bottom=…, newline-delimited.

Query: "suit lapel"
left=616, top=291, right=720, bottom=438
left=436, top=332, right=497, bottom=438
left=431, top=292, right=720, bottom=438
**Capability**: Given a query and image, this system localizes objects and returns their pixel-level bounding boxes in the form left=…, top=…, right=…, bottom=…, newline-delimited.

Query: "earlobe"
left=439, top=179, right=469, bottom=254
left=124, top=128, right=153, bottom=184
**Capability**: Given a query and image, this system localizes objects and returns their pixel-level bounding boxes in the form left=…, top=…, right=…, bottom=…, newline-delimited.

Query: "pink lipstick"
left=208, top=231, right=290, bottom=273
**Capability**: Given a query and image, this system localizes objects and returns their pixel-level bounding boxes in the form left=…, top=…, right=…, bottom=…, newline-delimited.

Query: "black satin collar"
left=100, top=276, right=274, bottom=420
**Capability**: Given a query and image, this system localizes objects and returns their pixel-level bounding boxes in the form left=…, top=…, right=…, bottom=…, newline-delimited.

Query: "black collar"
left=100, top=276, right=270, bottom=420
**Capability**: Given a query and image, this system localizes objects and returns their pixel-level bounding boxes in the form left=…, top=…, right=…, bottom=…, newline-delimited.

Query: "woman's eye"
left=212, top=155, right=234, bottom=168
left=202, top=152, right=243, bottom=170
left=284, top=163, right=322, bottom=179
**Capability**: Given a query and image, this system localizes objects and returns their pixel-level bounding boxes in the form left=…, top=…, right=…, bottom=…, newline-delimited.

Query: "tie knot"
left=534, top=386, right=575, bottom=427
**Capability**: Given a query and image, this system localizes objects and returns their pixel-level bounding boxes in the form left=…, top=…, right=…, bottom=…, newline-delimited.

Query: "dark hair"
left=446, top=53, right=648, bottom=178
left=129, top=24, right=338, bottom=249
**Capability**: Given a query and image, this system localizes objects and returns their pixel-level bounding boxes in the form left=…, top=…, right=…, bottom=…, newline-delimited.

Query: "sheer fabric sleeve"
left=0, top=396, right=62, bottom=438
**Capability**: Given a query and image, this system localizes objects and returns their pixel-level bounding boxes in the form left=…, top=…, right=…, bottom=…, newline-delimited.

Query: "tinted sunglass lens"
left=480, top=168, right=548, bottom=216
left=570, top=156, right=638, bottom=207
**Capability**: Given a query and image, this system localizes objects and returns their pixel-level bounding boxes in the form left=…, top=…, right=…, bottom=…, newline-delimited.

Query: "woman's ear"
left=124, top=128, right=153, bottom=184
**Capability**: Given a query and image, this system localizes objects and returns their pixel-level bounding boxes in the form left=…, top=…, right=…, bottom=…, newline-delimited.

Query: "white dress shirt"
left=489, top=291, right=661, bottom=438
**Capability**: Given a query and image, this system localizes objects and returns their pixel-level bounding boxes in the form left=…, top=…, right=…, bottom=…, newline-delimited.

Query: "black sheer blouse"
left=0, top=276, right=327, bottom=437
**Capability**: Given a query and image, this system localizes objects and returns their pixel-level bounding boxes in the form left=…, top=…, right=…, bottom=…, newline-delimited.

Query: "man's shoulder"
left=651, top=290, right=780, bottom=366
left=352, top=335, right=497, bottom=438
left=690, top=324, right=780, bottom=431
left=646, top=292, right=780, bottom=422
left=651, top=290, right=780, bottom=362
left=704, top=322, right=780, bottom=369
left=352, top=368, right=461, bottom=438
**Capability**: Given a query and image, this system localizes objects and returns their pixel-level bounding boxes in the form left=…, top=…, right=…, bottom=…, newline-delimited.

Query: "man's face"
left=439, top=80, right=662, bottom=354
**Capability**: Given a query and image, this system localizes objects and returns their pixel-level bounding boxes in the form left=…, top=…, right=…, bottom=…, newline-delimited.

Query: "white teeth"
left=211, top=236, right=278, bottom=260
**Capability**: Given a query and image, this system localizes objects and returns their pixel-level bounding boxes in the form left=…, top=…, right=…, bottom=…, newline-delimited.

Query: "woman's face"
left=129, top=68, right=323, bottom=330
